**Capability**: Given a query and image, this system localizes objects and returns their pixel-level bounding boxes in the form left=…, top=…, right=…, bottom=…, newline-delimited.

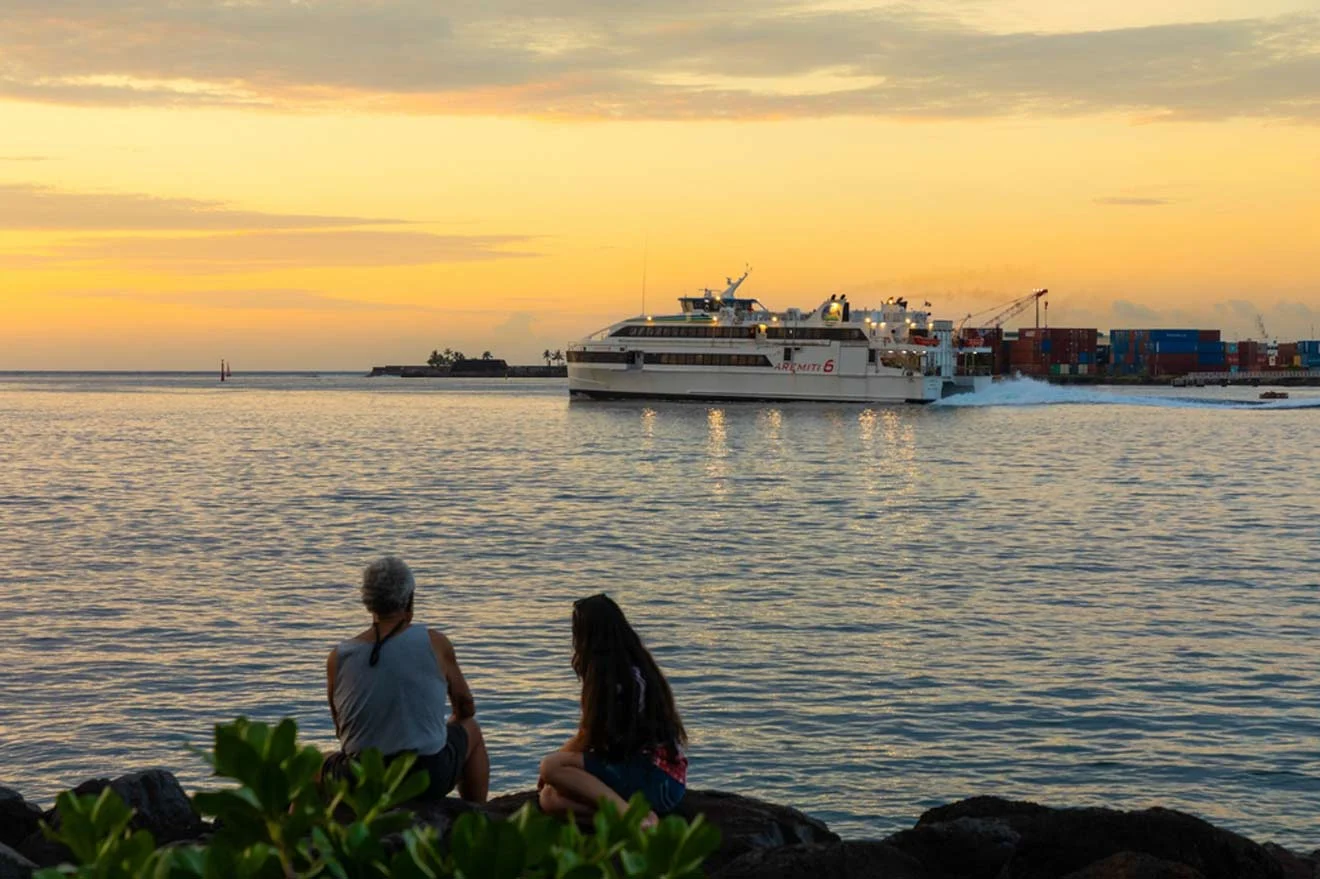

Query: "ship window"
left=567, top=350, right=631, bottom=363
left=783, top=348, right=792, bottom=362
left=642, top=352, right=770, bottom=367
left=868, top=349, right=876, bottom=364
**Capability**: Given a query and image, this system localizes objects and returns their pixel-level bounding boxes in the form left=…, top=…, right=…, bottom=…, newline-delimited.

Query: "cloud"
left=59, top=288, right=438, bottom=311
left=1223, top=298, right=1260, bottom=318
left=1111, top=299, right=1162, bottom=322
left=1098, top=297, right=1316, bottom=340
left=0, top=155, right=50, bottom=161
left=1095, top=197, right=1172, bottom=206
left=1275, top=300, right=1316, bottom=322
left=0, top=2, right=1316, bottom=121
left=0, top=229, right=535, bottom=271
left=0, top=183, right=404, bottom=230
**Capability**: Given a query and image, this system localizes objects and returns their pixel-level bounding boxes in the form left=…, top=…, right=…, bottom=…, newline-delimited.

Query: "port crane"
left=956, top=288, right=1048, bottom=338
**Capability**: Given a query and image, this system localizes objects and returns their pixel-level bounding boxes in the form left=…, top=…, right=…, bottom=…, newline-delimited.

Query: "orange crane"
left=957, top=289, right=1048, bottom=338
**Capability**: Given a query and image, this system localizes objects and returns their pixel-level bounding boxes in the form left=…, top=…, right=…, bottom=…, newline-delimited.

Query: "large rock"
left=1062, top=852, right=1205, bottom=879
left=714, top=841, right=927, bottom=879
left=71, top=769, right=203, bottom=844
left=0, top=843, right=37, bottom=879
left=884, top=796, right=1284, bottom=879
left=883, top=815, right=1023, bottom=879
left=407, top=795, right=485, bottom=839
left=677, top=790, right=839, bottom=872
left=19, top=769, right=204, bottom=867
left=0, top=789, right=43, bottom=849
left=1261, top=844, right=1319, bottom=879
left=483, top=789, right=838, bottom=873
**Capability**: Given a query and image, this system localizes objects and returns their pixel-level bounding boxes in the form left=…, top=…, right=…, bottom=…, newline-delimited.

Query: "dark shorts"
left=583, top=752, right=685, bottom=815
left=410, top=720, right=469, bottom=799
left=323, top=720, right=469, bottom=801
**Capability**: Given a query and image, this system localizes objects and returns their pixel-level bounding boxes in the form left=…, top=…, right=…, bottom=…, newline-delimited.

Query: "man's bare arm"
left=326, top=649, right=341, bottom=737
left=429, top=630, right=476, bottom=719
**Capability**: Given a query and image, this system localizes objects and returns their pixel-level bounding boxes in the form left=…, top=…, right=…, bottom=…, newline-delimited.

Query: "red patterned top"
left=651, top=742, right=688, bottom=784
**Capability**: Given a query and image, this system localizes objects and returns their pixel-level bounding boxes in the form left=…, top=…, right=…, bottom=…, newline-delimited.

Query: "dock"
left=1172, top=369, right=1320, bottom=387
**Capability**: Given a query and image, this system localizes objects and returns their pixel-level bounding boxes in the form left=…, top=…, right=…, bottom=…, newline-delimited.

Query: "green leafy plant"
left=34, top=787, right=167, bottom=879
left=35, top=718, right=720, bottom=879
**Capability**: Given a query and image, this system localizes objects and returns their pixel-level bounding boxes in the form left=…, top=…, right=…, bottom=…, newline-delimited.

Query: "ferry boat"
left=567, top=271, right=990, bottom=403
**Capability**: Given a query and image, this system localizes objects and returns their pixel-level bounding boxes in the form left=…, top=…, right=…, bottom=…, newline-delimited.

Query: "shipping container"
left=1199, top=329, right=1222, bottom=342
left=1148, top=353, right=1199, bottom=376
left=1150, top=339, right=1198, bottom=355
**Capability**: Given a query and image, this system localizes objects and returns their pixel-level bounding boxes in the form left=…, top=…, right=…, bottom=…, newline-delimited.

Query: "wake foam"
left=934, top=376, right=1320, bottom=410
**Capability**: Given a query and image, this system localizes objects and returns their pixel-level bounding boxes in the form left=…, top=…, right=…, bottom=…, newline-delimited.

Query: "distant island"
left=368, top=348, right=566, bottom=378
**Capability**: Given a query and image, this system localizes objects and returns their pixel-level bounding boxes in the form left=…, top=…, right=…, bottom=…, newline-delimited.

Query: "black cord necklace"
left=369, top=617, right=410, bottom=667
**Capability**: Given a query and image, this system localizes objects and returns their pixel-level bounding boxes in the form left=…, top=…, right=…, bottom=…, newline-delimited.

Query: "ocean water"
left=1, top=373, right=1317, bottom=848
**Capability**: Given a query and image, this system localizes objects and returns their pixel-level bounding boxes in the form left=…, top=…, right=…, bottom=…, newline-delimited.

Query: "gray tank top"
left=333, top=625, right=449, bottom=757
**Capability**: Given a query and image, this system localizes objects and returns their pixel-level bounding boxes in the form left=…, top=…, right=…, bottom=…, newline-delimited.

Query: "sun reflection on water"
left=0, top=376, right=1317, bottom=847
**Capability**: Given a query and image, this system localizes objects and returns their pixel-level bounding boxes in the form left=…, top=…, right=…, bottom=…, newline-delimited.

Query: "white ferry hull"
left=568, top=365, right=946, bottom=403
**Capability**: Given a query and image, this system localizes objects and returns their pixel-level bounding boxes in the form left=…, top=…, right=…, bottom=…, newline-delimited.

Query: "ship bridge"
left=677, top=269, right=764, bottom=315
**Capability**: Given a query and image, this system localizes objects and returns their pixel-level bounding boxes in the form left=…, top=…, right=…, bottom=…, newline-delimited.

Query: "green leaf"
left=650, top=815, right=721, bottom=879
left=169, top=845, right=207, bottom=878
left=389, top=848, right=437, bottom=879
left=510, top=804, right=559, bottom=865
left=253, top=766, right=290, bottom=817
left=617, top=850, right=647, bottom=877
left=487, top=821, right=528, bottom=879
left=212, top=725, right=264, bottom=789
left=386, top=768, right=430, bottom=810
left=559, top=865, right=605, bottom=879
left=449, top=810, right=486, bottom=861
left=284, top=746, right=325, bottom=795
left=267, top=719, right=298, bottom=764
left=382, top=752, right=417, bottom=790
left=364, top=811, right=416, bottom=838
left=244, top=721, right=271, bottom=761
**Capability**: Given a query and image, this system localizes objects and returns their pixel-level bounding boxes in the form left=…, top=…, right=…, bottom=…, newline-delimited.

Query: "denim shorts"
left=582, top=752, right=686, bottom=815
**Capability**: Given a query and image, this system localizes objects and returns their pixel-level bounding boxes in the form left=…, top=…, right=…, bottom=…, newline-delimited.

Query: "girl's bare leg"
left=538, top=751, right=658, bottom=827
left=538, top=784, right=595, bottom=819
left=538, top=751, right=628, bottom=813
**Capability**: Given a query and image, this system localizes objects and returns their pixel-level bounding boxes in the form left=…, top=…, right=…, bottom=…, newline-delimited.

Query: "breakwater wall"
left=367, top=365, right=567, bottom=378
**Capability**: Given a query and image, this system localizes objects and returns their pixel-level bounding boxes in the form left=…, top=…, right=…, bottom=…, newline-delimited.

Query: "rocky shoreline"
left=2, top=771, right=1316, bottom=878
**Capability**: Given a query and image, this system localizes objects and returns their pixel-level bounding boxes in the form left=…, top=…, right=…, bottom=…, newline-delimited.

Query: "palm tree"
left=542, top=349, right=553, bottom=366
left=481, top=350, right=493, bottom=360
left=552, top=349, right=565, bottom=366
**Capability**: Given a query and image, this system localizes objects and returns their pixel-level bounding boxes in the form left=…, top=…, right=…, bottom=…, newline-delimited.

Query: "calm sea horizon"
left=1, top=373, right=1317, bottom=848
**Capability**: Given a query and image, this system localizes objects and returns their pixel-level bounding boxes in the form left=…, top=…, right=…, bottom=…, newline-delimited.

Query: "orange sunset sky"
left=2, top=0, right=1318, bottom=369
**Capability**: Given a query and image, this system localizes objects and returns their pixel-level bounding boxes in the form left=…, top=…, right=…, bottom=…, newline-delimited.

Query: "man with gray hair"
left=324, top=556, right=489, bottom=802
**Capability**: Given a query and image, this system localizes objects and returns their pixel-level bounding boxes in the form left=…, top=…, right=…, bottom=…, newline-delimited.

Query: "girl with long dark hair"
left=538, top=594, right=688, bottom=825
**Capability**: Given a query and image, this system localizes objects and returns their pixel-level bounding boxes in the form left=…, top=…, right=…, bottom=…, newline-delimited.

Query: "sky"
left=1, top=0, right=1318, bottom=369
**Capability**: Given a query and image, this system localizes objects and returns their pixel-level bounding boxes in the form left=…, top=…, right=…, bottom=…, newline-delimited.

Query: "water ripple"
left=0, top=374, right=1317, bottom=849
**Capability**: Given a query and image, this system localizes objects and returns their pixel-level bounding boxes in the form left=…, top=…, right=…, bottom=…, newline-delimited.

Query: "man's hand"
left=452, top=691, right=477, bottom=720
